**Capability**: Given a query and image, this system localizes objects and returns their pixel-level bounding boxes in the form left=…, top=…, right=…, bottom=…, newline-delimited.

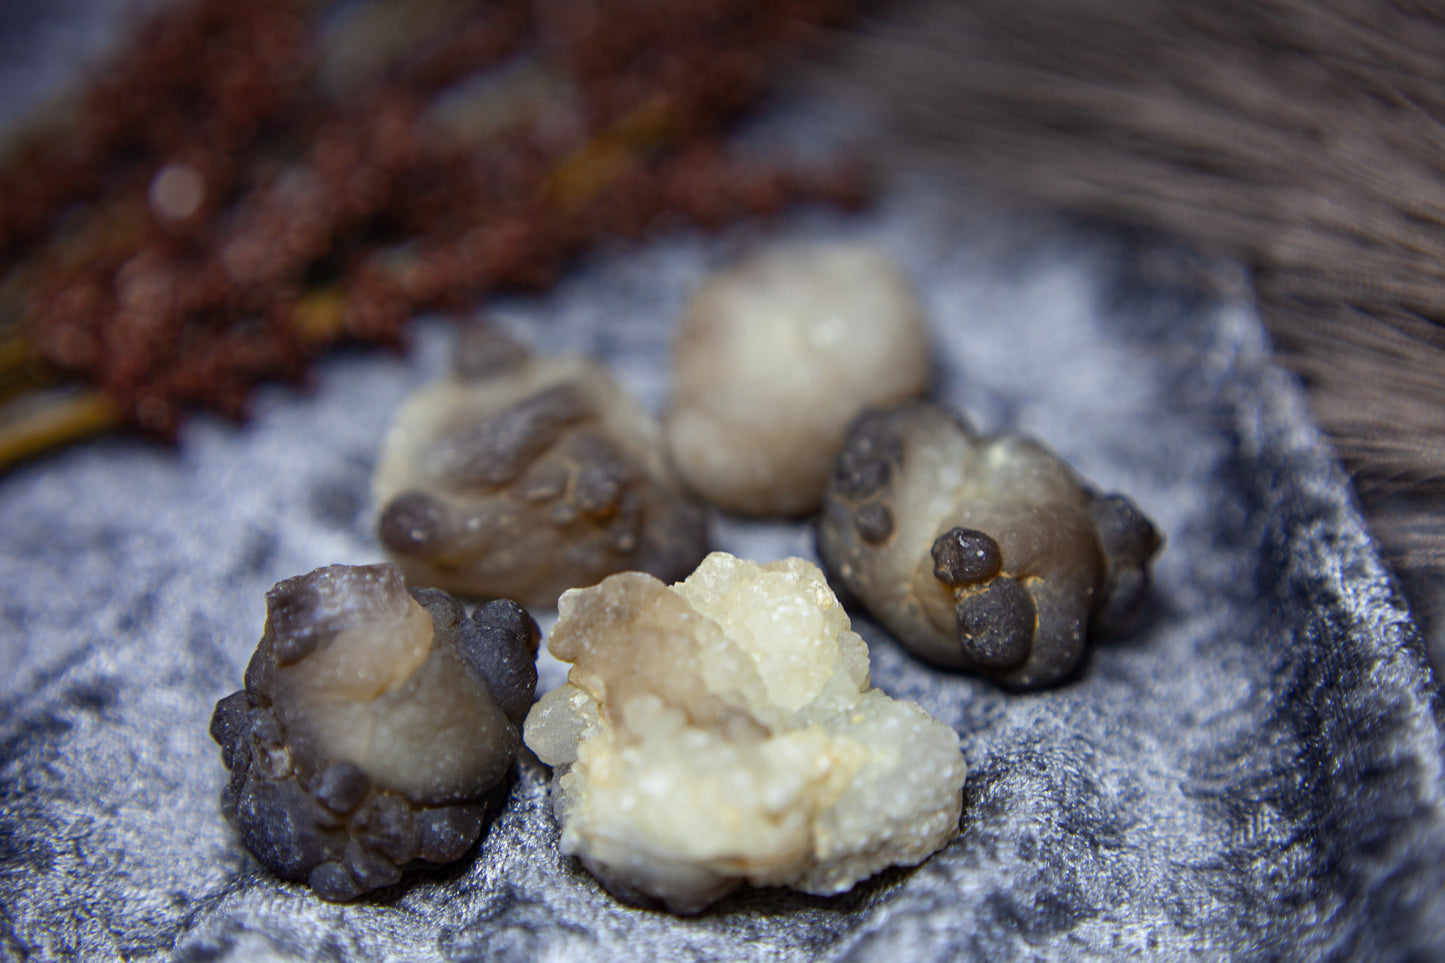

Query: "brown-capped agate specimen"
left=665, top=242, right=932, bottom=517
left=210, top=563, right=539, bottom=901
left=817, top=402, right=1162, bottom=690
left=373, top=326, right=709, bottom=606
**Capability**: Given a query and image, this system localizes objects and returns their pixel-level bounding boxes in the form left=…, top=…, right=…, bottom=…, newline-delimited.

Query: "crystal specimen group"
left=666, top=242, right=932, bottom=517
left=523, top=551, right=967, bottom=912
left=817, top=402, right=1162, bottom=690
left=210, top=563, right=539, bottom=900
left=372, top=325, right=709, bottom=606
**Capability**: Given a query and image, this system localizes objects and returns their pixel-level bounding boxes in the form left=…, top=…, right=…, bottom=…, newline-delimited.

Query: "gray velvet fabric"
left=3, top=176, right=1444, bottom=960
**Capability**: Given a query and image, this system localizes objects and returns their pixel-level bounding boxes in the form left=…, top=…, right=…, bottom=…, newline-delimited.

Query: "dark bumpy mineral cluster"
left=210, top=563, right=539, bottom=900
left=817, top=402, right=1161, bottom=690
left=372, top=326, right=710, bottom=606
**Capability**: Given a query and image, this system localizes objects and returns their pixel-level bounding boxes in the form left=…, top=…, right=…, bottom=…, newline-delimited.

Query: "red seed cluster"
left=2, top=0, right=862, bottom=436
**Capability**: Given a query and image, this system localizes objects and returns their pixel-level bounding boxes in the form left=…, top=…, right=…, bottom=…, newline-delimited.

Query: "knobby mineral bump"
left=817, top=402, right=1163, bottom=690
left=210, top=563, right=539, bottom=900
left=523, top=551, right=967, bottom=913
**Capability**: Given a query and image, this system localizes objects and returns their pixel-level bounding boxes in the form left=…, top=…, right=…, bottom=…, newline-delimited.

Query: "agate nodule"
left=374, top=325, right=709, bottom=606
left=666, top=242, right=932, bottom=517
left=211, top=563, right=538, bottom=900
left=817, top=402, right=1162, bottom=690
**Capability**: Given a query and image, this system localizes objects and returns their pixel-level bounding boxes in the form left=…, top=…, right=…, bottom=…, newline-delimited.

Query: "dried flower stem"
left=0, top=0, right=861, bottom=466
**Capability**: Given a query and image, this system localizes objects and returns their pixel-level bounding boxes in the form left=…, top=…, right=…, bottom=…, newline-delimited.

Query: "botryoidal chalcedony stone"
left=373, top=325, right=709, bottom=607
left=210, top=563, right=538, bottom=900
left=818, top=402, right=1162, bottom=690
left=523, top=552, right=967, bottom=913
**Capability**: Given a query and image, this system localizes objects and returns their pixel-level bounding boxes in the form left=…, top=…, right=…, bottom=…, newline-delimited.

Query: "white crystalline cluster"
left=523, top=552, right=967, bottom=912
left=666, top=242, right=932, bottom=517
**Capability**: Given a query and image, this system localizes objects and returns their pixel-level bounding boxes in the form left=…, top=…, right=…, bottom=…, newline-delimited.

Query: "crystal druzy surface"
left=525, top=552, right=966, bottom=913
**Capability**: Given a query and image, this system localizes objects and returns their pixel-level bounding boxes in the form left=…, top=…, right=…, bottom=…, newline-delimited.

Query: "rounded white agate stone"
left=665, top=242, right=932, bottom=517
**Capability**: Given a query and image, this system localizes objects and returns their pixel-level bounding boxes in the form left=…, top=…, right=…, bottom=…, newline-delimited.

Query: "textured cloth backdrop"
left=2, top=177, right=1444, bottom=960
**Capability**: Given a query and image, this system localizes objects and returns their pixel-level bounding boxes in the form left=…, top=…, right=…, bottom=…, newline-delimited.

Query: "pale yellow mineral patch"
left=523, top=552, right=967, bottom=912
left=665, top=242, right=933, bottom=517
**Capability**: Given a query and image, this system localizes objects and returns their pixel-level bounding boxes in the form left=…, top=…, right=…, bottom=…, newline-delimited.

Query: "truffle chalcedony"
left=373, top=326, right=709, bottom=606
left=523, top=552, right=967, bottom=913
left=817, top=403, right=1162, bottom=690
left=666, top=242, right=932, bottom=517
left=210, top=563, right=539, bottom=901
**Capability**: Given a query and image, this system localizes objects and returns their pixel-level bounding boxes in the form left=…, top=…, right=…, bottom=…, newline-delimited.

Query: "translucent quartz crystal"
left=817, top=402, right=1162, bottom=690
left=373, top=325, right=708, bottom=606
left=523, top=552, right=967, bottom=913
left=666, top=242, right=932, bottom=517
left=210, top=563, right=539, bottom=900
